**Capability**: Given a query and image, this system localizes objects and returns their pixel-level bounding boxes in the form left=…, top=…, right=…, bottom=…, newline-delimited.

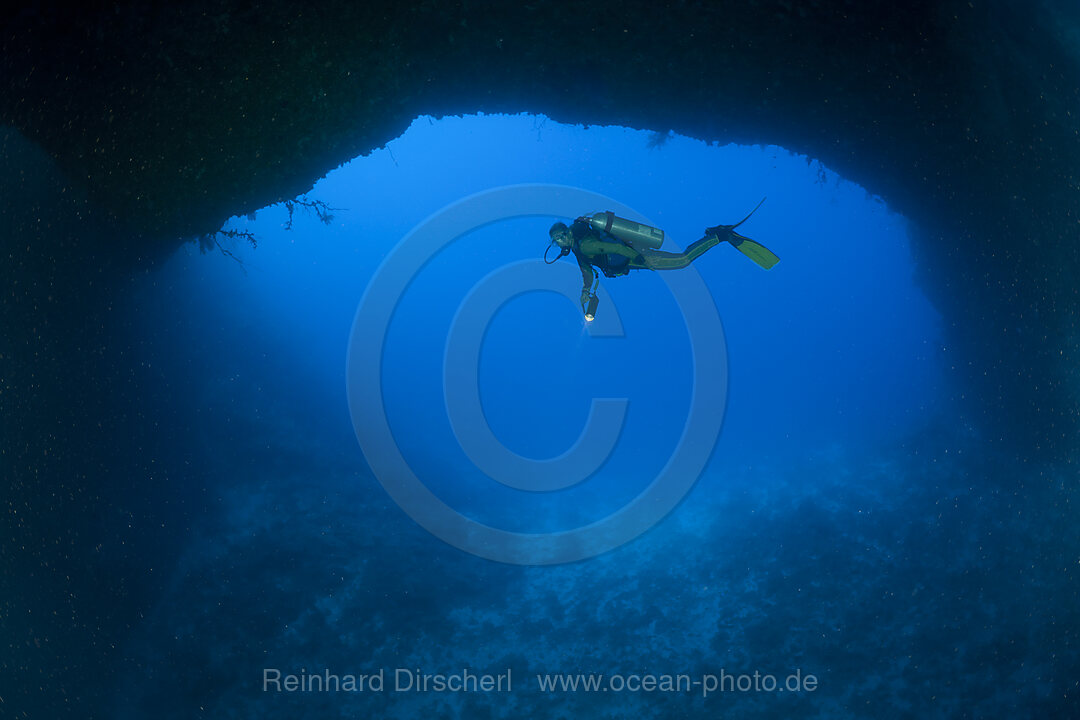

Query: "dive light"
left=584, top=294, right=599, bottom=322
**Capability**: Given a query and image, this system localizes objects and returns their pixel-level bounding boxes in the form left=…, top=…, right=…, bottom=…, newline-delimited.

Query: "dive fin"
left=730, top=233, right=780, bottom=269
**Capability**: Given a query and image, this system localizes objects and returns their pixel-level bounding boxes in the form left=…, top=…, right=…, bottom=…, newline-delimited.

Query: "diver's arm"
left=576, top=254, right=596, bottom=307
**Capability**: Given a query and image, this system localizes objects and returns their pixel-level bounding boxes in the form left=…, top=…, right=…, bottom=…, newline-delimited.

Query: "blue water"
left=110, top=114, right=1074, bottom=717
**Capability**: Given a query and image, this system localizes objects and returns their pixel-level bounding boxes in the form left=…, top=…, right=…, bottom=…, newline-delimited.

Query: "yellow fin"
left=733, top=238, right=780, bottom=269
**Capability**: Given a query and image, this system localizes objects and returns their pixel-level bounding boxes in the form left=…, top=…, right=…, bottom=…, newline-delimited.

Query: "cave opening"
left=91, top=112, right=965, bottom=714
left=128, top=112, right=945, bottom=533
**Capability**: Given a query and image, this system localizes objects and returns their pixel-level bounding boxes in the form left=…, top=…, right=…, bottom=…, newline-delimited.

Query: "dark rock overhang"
left=3, top=0, right=1078, bottom=456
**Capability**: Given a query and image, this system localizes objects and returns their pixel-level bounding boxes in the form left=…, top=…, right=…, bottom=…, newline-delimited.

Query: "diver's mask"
left=544, top=222, right=573, bottom=263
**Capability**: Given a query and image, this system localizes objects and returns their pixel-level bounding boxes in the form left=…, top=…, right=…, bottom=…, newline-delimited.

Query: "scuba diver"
left=545, top=199, right=780, bottom=320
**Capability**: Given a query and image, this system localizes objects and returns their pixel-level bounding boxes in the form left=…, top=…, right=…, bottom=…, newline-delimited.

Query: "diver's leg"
left=630, top=233, right=724, bottom=270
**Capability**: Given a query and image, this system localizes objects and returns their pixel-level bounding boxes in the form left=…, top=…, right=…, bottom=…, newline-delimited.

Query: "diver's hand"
left=580, top=289, right=591, bottom=308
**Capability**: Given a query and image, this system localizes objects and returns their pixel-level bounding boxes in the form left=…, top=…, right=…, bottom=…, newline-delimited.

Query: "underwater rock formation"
left=4, top=4, right=1080, bottom=719
left=3, top=2, right=1078, bottom=442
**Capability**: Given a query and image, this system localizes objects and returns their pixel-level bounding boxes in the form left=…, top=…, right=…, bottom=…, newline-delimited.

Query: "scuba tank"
left=584, top=211, right=665, bottom=250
